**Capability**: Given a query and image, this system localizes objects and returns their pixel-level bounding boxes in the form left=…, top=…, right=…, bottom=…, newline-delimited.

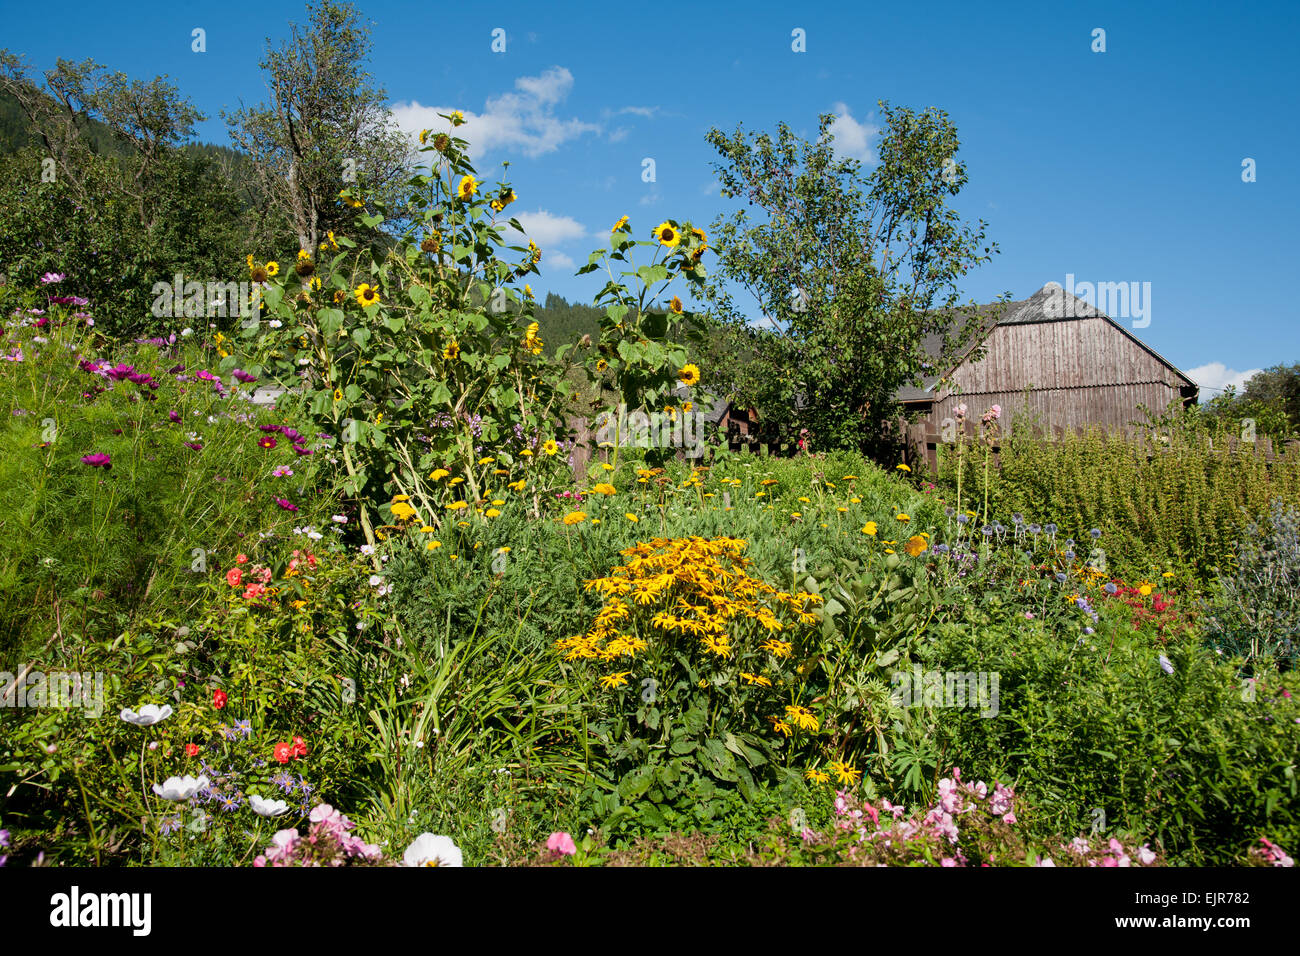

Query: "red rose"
left=213, top=688, right=228, bottom=710
left=185, top=743, right=201, bottom=757
left=292, top=735, right=308, bottom=758
left=225, top=567, right=242, bottom=588
left=273, top=741, right=293, bottom=764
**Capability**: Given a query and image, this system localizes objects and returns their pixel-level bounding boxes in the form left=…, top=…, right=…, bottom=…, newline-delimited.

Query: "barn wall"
left=913, top=317, right=1189, bottom=436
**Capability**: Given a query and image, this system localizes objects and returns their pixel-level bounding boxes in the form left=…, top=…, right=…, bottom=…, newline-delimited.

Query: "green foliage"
left=703, top=104, right=998, bottom=453
left=0, top=289, right=334, bottom=658
left=940, top=413, right=1300, bottom=583
left=1200, top=498, right=1300, bottom=670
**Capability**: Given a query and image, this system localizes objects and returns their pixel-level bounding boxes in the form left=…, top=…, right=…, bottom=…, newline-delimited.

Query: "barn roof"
left=894, top=283, right=1194, bottom=403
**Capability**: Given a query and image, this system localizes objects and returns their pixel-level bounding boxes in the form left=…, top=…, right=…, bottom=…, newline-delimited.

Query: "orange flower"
left=226, top=568, right=243, bottom=588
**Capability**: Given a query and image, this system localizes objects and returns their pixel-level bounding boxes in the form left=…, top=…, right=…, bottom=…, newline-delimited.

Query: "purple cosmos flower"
left=281, top=428, right=303, bottom=443
left=80, top=453, right=112, bottom=469
left=272, top=465, right=293, bottom=477
left=168, top=410, right=181, bottom=423
left=259, top=424, right=280, bottom=433
left=232, top=369, right=257, bottom=384
left=195, top=370, right=217, bottom=382
left=168, top=363, right=185, bottom=374
left=275, top=498, right=299, bottom=512
left=105, top=364, right=136, bottom=381
left=184, top=441, right=203, bottom=451
left=292, top=444, right=313, bottom=456
left=258, top=436, right=277, bottom=450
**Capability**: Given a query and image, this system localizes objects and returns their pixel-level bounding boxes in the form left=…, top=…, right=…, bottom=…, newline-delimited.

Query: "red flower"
left=258, top=436, right=277, bottom=450
left=292, top=735, right=309, bottom=758
left=236, top=553, right=248, bottom=565
left=185, top=743, right=201, bottom=757
left=273, top=741, right=293, bottom=764
left=213, top=688, right=228, bottom=710
left=226, top=567, right=243, bottom=588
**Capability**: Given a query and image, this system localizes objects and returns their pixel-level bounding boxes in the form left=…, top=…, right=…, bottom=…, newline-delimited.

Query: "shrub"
left=1200, top=497, right=1300, bottom=671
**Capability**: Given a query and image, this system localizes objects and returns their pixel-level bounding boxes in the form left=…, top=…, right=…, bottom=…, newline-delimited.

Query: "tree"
left=0, top=53, right=282, bottom=337
left=224, top=0, right=411, bottom=255
left=703, top=103, right=998, bottom=454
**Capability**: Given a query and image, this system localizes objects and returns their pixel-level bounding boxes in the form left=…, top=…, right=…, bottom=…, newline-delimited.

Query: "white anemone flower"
left=248, top=794, right=291, bottom=817
left=120, top=703, right=174, bottom=726
left=152, top=774, right=210, bottom=801
left=402, top=833, right=463, bottom=867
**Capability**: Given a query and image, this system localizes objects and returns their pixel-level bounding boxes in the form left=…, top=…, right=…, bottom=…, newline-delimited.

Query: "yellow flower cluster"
left=553, top=537, right=822, bottom=669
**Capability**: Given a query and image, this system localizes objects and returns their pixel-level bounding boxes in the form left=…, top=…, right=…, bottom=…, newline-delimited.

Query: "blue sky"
left=8, top=0, right=1298, bottom=395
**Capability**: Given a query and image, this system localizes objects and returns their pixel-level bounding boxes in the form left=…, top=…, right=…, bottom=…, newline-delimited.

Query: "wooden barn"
left=896, top=282, right=1199, bottom=470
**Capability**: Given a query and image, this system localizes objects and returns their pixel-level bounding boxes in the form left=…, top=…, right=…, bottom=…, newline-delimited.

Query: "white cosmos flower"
left=248, top=794, right=291, bottom=817
left=152, top=774, right=209, bottom=801
left=402, top=833, right=463, bottom=867
left=120, top=703, right=174, bottom=726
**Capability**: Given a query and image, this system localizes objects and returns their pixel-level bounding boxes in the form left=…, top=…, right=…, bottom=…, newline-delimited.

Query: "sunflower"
left=669, top=296, right=683, bottom=314
left=249, top=263, right=269, bottom=283
left=527, top=240, right=542, bottom=264
left=450, top=110, right=466, bottom=126
left=457, top=175, right=478, bottom=200
left=543, top=439, right=559, bottom=456
left=653, top=221, right=680, bottom=247
left=354, top=284, right=380, bottom=307
left=332, top=290, right=347, bottom=305
left=611, top=215, right=630, bottom=233
left=443, top=340, right=460, bottom=361
left=678, top=363, right=701, bottom=386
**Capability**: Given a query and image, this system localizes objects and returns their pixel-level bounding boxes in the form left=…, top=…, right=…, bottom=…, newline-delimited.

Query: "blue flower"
left=1104, top=582, right=1118, bottom=595
left=1090, top=528, right=1102, bottom=539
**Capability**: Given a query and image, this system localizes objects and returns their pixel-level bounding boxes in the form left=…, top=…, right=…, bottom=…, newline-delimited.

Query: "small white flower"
left=248, top=794, right=291, bottom=817
left=331, top=515, right=348, bottom=524
left=360, top=545, right=375, bottom=556
left=1137, top=845, right=1156, bottom=865
left=152, top=774, right=209, bottom=801
left=181, top=327, right=193, bottom=337
left=1159, top=654, right=1174, bottom=675
left=369, top=574, right=383, bottom=586
left=268, top=320, right=282, bottom=329
left=308, top=531, right=323, bottom=540
left=402, top=833, right=463, bottom=867
left=120, top=703, right=174, bottom=726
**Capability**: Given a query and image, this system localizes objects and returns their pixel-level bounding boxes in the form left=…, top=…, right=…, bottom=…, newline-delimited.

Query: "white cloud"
left=702, top=180, right=719, bottom=196
left=506, top=209, right=586, bottom=247
left=638, top=190, right=661, bottom=207
left=603, top=106, right=660, bottom=119
left=1187, top=362, right=1263, bottom=396
left=389, top=67, right=598, bottom=159
left=609, top=127, right=630, bottom=143
left=547, top=251, right=576, bottom=270
left=826, top=102, right=880, bottom=164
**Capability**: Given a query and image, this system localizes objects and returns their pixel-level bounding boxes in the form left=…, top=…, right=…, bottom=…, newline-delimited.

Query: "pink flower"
left=40, top=272, right=66, bottom=284
left=275, top=498, right=299, bottom=512
left=546, top=831, right=577, bottom=856
left=81, top=452, right=112, bottom=469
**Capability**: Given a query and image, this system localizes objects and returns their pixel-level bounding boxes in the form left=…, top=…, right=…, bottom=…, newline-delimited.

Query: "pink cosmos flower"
left=80, top=453, right=112, bottom=469
left=40, top=272, right=66, bottom=284
left=546, top=832, right=577, bottom=856
left=275, top=498, right=299, bottom=512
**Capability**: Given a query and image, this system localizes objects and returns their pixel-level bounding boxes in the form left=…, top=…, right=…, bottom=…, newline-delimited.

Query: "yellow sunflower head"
left=654, top=221, right=680, bottom=247
left=678, top=363, right=701, bottom=386
left=354, top=284, right=380, bottom=307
